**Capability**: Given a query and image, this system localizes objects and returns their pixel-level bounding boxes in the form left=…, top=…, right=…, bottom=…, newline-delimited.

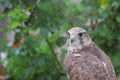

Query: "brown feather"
left=64, top=27, right=117, bottom=80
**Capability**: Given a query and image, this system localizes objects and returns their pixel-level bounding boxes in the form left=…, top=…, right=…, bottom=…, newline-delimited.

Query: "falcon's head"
left=67, top=27, right=92, bottom=52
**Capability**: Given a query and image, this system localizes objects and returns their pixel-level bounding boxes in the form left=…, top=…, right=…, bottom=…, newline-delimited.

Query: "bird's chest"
left=64, top=52, right=99, bottom=73
left=64, top=52, right=84, bottom=72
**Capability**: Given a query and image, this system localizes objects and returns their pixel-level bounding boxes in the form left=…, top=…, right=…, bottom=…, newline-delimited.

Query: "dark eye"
left=79, top=33, right=83, bottom=36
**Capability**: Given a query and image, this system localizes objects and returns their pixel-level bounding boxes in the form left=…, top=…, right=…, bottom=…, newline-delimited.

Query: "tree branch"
left=46, top=39, right=62, bottom=69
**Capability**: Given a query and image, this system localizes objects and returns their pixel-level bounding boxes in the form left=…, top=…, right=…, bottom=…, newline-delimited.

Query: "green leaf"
left=37, top=57, right=45, bottom=67
left=24, top=67, right=34, bottom=79
left=56, top=37, right=66, bottom=47
left=60, top=76, right=67, bottom=80
left=40, top=27, right=49, bottom=38
left=47, top=75, right=52, bottom=80
left=117, top=34, right=120, bottom=41
left=2, top=0, right=9, bottom=8
left=10, top=21, right=19, bottom=29
left=116, top=15, right=120, bottom=23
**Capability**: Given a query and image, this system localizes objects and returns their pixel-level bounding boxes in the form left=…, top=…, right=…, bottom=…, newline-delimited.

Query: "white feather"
left=73, top=54, right=81, bottom=57
left=102, top=62, right=107, bottom=68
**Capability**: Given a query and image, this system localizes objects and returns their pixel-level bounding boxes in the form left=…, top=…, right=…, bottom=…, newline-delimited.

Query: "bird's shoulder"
left=64, top=43, right=117, bottom=80
left=64, top=51, right=108, bottom=80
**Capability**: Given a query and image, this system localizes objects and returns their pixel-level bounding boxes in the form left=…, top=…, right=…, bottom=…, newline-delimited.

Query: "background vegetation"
left=0, top=0, right=120, bottom=80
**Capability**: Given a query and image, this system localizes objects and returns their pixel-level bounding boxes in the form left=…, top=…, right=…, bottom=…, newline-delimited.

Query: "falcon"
left=64, top=27, right=117, bottom=80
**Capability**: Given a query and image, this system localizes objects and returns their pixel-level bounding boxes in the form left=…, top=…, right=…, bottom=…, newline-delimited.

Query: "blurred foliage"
left=0, top=0, right=120, bottom=79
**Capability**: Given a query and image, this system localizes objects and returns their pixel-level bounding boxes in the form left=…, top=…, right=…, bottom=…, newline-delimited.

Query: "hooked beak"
left=70, top=38, right=76, bottom=44
left=69, top=35, right=76, bottom=44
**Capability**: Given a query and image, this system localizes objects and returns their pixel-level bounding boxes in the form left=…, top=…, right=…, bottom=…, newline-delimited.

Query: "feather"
left=64, top=27, right=117, bottom=80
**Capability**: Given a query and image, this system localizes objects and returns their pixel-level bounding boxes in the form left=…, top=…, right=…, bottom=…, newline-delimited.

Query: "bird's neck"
left=68, top=41, right=93, bottom=53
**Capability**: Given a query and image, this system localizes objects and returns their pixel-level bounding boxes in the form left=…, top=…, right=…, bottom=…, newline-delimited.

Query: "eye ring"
left=79, top=33, right=83, bottom=36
